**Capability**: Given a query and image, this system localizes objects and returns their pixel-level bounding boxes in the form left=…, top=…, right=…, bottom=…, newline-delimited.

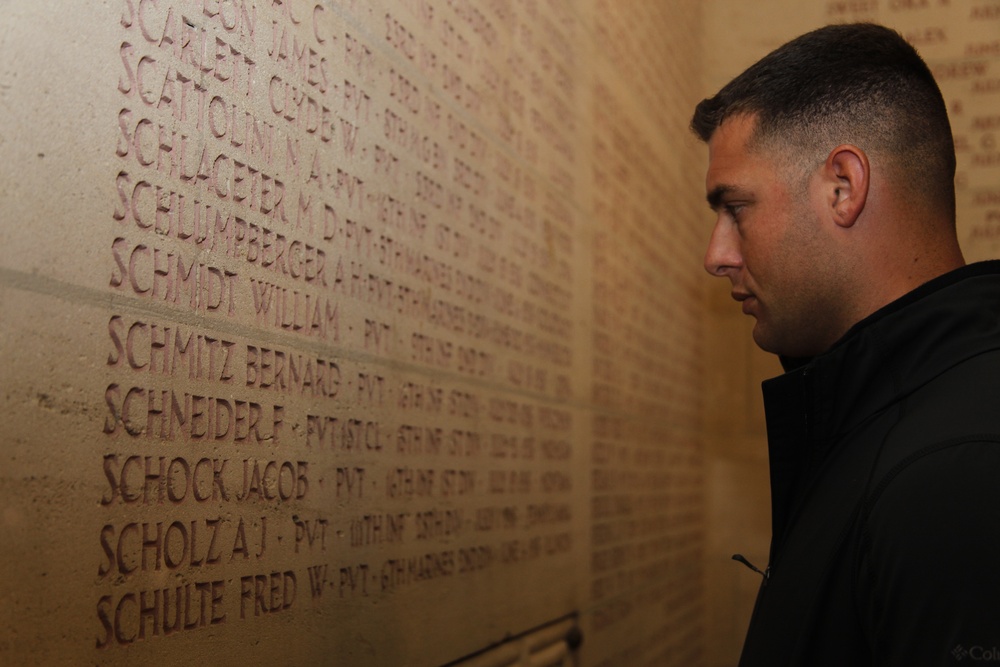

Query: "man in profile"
left=692, top=23, right=1000, bottom=666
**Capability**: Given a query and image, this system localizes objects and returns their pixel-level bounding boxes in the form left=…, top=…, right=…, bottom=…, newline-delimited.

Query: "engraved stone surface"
left=0, top=1, right=706, bottom=664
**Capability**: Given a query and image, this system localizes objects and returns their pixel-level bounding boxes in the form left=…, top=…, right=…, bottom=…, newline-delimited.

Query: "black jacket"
left=739, top=261, right=1000, bottom=667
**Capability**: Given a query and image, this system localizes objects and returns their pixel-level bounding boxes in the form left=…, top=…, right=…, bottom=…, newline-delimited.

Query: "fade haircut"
left=691, top=23, right=956, bottom=220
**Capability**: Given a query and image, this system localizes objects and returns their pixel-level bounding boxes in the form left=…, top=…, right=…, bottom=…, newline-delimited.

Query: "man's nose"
left=704, top=220, right=742, bottom=277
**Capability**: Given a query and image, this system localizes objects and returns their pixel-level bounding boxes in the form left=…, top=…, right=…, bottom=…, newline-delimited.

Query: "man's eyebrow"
left=706, top=184, right=750, bottom=211
left=706, top=185, right=733, bottom=211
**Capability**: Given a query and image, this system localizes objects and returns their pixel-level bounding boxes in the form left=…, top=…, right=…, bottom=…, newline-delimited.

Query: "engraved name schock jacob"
left=692, top=23, right=1000, bottom=667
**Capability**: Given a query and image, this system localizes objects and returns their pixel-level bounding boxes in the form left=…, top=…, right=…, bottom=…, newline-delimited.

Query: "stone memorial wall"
left=0, top=1, right=706, bottom=665
left=5, top=1, right=986, bottom=665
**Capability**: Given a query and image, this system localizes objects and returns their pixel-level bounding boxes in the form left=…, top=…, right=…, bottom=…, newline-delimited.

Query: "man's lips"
left=732, top=291, right=755, bottom=315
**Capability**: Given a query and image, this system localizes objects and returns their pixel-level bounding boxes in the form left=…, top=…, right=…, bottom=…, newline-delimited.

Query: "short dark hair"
left=691, top=23, right=955, bottom=218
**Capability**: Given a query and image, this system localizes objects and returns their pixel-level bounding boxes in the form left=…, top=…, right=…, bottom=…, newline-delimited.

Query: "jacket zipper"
left=732, top=553, right=770, bottom=583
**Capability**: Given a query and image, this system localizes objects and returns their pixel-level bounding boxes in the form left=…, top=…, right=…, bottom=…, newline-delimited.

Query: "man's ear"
left=824, top=144, right=870, bottom=228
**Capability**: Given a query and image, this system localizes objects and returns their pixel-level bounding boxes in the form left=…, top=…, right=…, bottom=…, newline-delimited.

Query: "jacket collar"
left=760, top=260, right=1000, bottom=540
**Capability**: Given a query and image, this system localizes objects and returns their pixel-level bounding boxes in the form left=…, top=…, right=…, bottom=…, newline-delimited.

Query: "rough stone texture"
left=2, top=1, right=989, bottom=665
left=0, top=1, right=706, bottom=664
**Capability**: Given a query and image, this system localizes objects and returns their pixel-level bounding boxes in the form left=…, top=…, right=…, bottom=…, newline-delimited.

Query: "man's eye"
left=725, top=204, right=744, bottom=221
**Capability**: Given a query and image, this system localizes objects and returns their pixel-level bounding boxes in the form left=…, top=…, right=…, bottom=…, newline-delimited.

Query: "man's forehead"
left=705, top=114, right=784, bottom=189
left=707, top=114, right=759, bottom=159
left=705, top=120, right=756, bottom=193
left=702, top=114, right=792, bottom=212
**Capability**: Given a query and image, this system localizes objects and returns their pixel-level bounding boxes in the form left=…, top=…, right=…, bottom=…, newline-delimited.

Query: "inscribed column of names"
left=585, top=1, right=706, bottom=665
left=0, top=0, right=712, bottom=665
left=99, top=0, right=581, bottom=663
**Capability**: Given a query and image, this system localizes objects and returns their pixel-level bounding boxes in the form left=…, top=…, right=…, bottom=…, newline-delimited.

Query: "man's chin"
left=750, top=323, right=785, bottom=357
left=751, top=330, right=777, bottom=355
